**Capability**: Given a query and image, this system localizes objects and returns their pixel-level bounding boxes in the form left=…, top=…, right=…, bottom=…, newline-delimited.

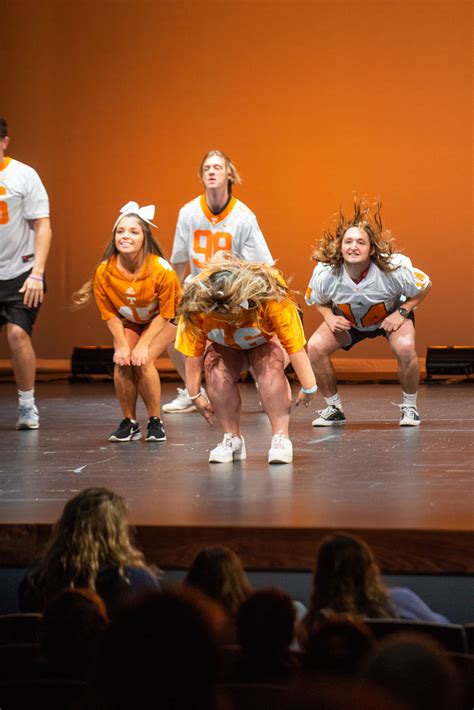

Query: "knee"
left=307, top=335, right=326, bottom=364
left=7, top=324, right=30, bottom=351
left=393, top=337, right=417, bottom=363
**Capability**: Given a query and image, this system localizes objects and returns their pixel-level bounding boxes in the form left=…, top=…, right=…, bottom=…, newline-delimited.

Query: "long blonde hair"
left=313, top=196, right=397, bottom=272
left=177, top=253, right=295, bottom=339
left=27, top=488, right=154, bottom=604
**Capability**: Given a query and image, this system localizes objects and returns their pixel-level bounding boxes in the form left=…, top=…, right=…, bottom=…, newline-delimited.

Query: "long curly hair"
left=177, top=252, right=295, bottom=339
left=185, top=546, right=252, bottom=617
left=312, top=196, right=398, bottom=272
left=73, top=213, right=166, bottom=307
left=302, top=533, right=396, bottom=634
left=27, top=488, right=154, bottom=604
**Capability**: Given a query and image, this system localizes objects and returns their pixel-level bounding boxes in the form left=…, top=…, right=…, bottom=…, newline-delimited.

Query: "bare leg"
left=114, top=328, right=140, bottom=419
left=136, top=323, right=177, bottom=417
left=204, top=344, right=245, bottom=435
left=6, top=324, right=36, bottom=391
left=166, top=343, right=187, bottom=382
left=249, top=341, right=291, bottom=436
left=388, top=320, right=419, bottom=393
left=307, top=323, right=350, bottom=397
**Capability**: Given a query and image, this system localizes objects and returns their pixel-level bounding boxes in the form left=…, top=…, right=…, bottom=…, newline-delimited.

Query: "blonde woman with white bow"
left=74, top=202, right=181, bottom=442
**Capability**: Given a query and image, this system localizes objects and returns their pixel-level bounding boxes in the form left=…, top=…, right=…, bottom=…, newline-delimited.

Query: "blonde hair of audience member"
left=312, top=195, right=397, bottom=272
left=184, top=546, right=252, bottom=617
left=26, top=487, right=154, bottom=603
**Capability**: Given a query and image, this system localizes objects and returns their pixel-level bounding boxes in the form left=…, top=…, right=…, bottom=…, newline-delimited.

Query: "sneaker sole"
left=109, top=432, right=142, bottom=442
left=209, top=448, right=247, bottom=463
left=16, top=422, right=39, bottom=430
left=312, top=419, right=346, bottom=427
left=399, top=420, right=421, bottom=427
left=162, top=405, right=197, bottom=413
left=268, top=453, right=293, bottom=464
left=145, top=435, right=167, bottom=441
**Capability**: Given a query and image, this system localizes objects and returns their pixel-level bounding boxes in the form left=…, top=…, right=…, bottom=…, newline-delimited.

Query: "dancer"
left=306, top=198, right=431, bottom=426
left=74, top=202, right=180, bottom=442
left=175, top=255, right=317, bottom=463
left=0, top=117, right=52, bottom=429
left=163, top=149, right=273, bottom=413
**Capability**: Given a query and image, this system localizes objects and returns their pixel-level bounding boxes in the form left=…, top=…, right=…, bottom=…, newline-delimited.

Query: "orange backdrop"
left=2, top=0, right=472, bottom=360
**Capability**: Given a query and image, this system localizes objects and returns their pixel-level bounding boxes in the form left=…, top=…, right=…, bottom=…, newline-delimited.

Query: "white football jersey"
left=170, top=195, right=273, bottom=277
left=305, top=254, right=430, bottom=331
left=0, top=158, right=50, bottom=280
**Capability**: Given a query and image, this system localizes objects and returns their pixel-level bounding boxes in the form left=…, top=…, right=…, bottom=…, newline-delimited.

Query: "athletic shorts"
left=0, top=269, right=46, bottom=336
left=342, top=312, right=415, bottom=351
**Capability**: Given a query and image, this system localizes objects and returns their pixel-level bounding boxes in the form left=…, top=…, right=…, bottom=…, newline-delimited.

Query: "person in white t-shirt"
left=305, top=198, right=431, bottom=427
left=0, top=118, right=52, bottom=429
left=163, top=149, right=273, bottom=413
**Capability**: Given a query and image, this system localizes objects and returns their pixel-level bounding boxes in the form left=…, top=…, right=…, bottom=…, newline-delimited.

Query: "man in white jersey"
left=163, top=149, right=273, bottom=413
left=305, top=199, right=431, bottom=427
left=0, top=118, right=52, bottom=429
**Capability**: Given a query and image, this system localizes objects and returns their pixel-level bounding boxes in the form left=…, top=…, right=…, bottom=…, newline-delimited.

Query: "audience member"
left=185, top=546, right=251, bottom=641
left=88, top=587, right=224, bottom=710
left=40, top=588, right=108, bottom=679
left=297, top=532, right=447, bottom=646
left=360, top=633, right=464, bottom=710
left=236, top=587, right=298, bottom=682
left=19, top=487, right=160, bottom=618
left=301, top=614, right=374, bottom=676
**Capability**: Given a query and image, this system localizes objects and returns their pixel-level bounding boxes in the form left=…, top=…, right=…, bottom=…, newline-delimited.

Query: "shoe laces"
left=318, top=405, right=339, bottom=417
left=18, top=403, right=37, bottom=416
left=271, top=432, right=289, bottom=449
left=176, top=387, right=189, bottom=399
left=393, top=402, right=417, bottom=414
left=218, top=432, right=238, bottom=449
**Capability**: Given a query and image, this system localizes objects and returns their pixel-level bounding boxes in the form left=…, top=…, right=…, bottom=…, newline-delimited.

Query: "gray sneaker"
left=16, top=403, right=39, bottom=430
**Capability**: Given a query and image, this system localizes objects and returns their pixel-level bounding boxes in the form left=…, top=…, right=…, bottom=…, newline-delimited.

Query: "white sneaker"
left=209, top=433, right=246, bottom=463
left=398, top=404, right=421, bottom=426
left=162, top=387, right=199, bottom=413
left=16, top=403, right=39, bottom=430
left=268, top=432, right=293, bottom=464
left=312, top=405, right=346, bottom=427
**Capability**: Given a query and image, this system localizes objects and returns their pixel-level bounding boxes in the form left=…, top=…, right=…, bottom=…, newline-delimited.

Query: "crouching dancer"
left=175, top=255, right=317, bottom=464
left=306, top=198, right=431, bottom=427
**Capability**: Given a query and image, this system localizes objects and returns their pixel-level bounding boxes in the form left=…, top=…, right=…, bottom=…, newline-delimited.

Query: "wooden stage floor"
left=0, top=380, right=472, bottom=573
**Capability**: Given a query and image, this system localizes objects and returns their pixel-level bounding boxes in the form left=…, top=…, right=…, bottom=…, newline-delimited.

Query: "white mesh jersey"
left=305, top=254, right=430, bottom=331
left=170, top=195, right=273, bottom=277
left=0, top=158, right=50, bottom=280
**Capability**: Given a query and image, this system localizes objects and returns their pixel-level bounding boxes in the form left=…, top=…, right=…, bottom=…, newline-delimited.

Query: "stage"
left=0, top=380, right=472, bottom=574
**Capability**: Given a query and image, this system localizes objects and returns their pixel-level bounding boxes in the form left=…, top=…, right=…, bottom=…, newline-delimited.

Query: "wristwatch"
left=398, top=307, right=410, bottom=318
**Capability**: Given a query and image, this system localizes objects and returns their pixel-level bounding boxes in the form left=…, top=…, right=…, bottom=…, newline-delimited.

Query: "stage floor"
left=0, top=380, right=472, bottom=573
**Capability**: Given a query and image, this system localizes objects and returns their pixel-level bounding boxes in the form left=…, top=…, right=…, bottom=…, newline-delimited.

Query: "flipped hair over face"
left=312, top=196, right=398, bottom=272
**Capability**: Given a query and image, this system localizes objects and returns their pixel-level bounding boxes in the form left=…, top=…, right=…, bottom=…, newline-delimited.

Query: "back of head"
left=185, top=546, right=251, bottom=616
left=0, top=117, right=8, bottom=139
left=237, top=587, right=296, bottom=657
left=310, top=532, right=392, bottom=618
left=302, top=614, right=374, bottom=676
left=41, top=588, right=108, bottom=679
left=361, top=632, right=463, bottom=710
left=93, top=587, right=222, bottom=710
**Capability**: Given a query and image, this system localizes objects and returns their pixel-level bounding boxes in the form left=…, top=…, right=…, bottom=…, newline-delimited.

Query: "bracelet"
left=300, top=384, right=318, bottom=394
left=188, top=392, right=203, bottom=401
left=28, top=274, right=44, bottom=282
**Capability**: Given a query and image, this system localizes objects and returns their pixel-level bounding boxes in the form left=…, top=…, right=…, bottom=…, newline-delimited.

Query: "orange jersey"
left=176, top=299, right=305, bottom=357
left=93, top=254, right=181, bottom=323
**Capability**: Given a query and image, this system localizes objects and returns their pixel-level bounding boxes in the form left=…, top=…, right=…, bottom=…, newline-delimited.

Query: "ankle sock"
left=18, top=389, right=35, bottom=406
left=325, top=393, right=343, bottom=411
left=403, top=391, right=418, bottom=407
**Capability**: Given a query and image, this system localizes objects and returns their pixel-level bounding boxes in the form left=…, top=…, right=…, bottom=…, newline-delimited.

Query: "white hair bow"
left=113, top=201, right=158, bottom=230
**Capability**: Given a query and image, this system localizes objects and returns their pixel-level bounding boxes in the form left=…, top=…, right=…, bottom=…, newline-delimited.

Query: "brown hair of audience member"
left=302, top=614, right=374, bottom=675
left=185, top=545, right=251, bottom=617
left=26, top=487, right=154, bottom=604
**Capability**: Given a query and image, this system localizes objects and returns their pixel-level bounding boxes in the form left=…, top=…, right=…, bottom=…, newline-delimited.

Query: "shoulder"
left=178, top=196, right=200, bottom=216
left=233, top=198, right=256, bottom=219
left=94, top=260, right=109, bottom=280
left=385, top=253, right=412, bottom=270
left=149, top=254, right=175, bottom=274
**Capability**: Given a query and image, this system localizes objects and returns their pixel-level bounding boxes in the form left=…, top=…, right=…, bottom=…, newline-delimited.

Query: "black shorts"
left=0, top=269, right=46, bottom=337
left=342, top=312, right=415, bottom=351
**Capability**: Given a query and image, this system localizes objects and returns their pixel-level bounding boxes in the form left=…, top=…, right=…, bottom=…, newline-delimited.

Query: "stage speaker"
left=71, top=346, right=114, bottom=376
left=426, top=346, right=474, bottom=377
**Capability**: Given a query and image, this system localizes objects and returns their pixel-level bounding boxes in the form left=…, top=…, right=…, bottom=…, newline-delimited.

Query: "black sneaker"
left=109, top=418, right=141, bottom=442
left=146, top=417, right=166, bottom=442
left=312, top=405, right=346, bottom=427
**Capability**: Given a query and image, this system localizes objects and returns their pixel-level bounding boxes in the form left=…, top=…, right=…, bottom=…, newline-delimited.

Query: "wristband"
left=28, top=274, right=44, bottom=282
left=188, top=392, right=203, bottom=401
left=300, top=384, right=318, bottom=395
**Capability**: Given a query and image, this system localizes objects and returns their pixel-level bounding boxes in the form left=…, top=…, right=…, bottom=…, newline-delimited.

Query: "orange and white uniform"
left=93, top=254, right=181, bottom=324
left=305, top=254, right=430, bottom=332
left=0, top=158, right=50, bottom=280
left=170, top=195, right=273, bottom=277
left=176, top=299, right=306, bottom=358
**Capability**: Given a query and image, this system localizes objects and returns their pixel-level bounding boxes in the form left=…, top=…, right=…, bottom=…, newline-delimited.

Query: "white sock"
left=18, top=389, right=35, bottom=406
left=325, top=393, right=343, bottom=411
left=403, top=391, right=417, bottom=407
